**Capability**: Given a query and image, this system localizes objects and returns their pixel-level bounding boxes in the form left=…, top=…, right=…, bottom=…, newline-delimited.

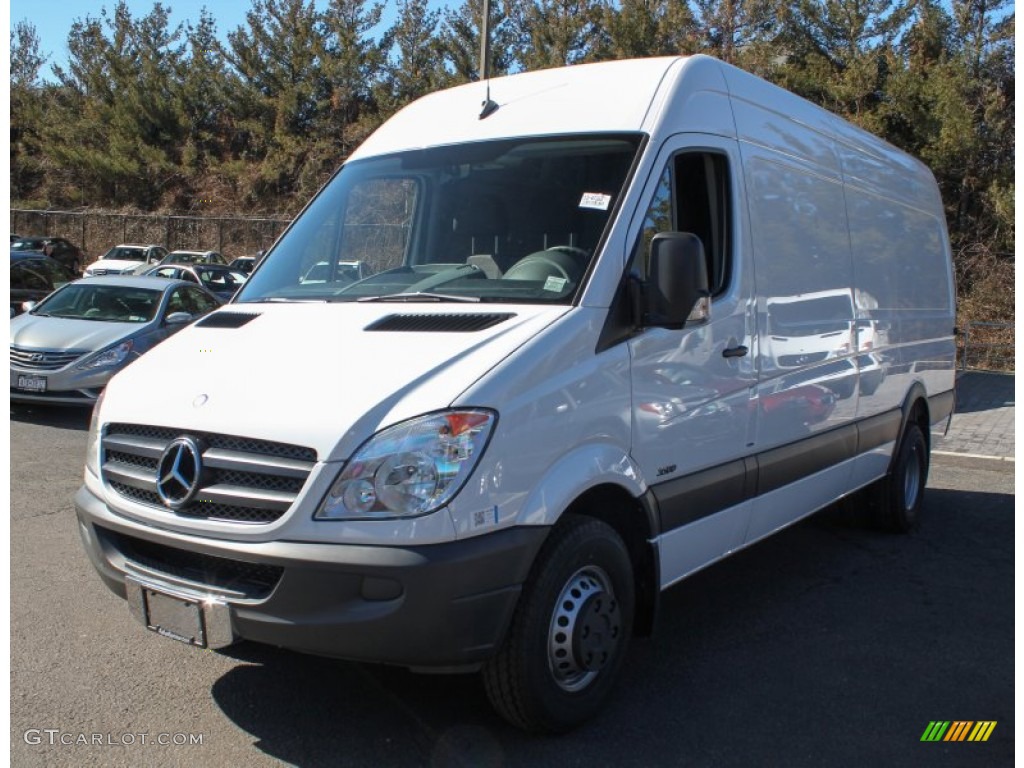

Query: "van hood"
left=101, top=303, right=568, bottom=461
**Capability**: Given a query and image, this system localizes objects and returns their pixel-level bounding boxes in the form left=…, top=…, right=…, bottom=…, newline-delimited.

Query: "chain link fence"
left=10, top=209, right=292, bottom=266
left=959, top=321, right=1015, bottom=372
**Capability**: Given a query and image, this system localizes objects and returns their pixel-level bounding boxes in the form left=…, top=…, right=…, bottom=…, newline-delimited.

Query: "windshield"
left=33, top=284, right=162, bottom=322
left=197, top=268, right=247, bottom=289
left=237, top=135, right=642, bottom=304
left=103, top=247, right=146, bottom=261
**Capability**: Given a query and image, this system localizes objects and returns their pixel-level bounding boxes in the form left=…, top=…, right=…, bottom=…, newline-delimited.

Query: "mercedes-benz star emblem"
left=156, top=437, right=204, bottom=509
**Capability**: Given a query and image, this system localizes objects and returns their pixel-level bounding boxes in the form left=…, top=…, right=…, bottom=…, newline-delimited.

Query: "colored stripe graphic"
left=921, top=721, right=996, bottom=742
left=945, top=722, right=972, bottom=741
left=968, top=722, right=997, bottom=742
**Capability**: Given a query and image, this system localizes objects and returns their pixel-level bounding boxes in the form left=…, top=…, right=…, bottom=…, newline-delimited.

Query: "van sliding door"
left=626, top=136, right=757, bottom=588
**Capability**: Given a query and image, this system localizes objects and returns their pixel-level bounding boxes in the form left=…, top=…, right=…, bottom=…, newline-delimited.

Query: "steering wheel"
left=503, top=246, right=588, bottom=283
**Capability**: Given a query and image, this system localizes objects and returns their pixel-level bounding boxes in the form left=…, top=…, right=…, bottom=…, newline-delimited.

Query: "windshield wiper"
left=358, top=292, right=481, bottom=303
left=254, top=297, right=328, bottom=303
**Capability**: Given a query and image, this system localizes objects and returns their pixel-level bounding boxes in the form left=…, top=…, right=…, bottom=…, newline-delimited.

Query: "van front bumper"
left=75, top=485, right=548, bottom=668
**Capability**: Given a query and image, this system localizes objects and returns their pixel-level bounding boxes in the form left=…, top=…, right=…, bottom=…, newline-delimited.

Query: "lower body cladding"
left=75, top=485, right=548, bottom=669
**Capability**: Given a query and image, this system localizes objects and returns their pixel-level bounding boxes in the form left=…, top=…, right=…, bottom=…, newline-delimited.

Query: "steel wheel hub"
left=904, top=444, right=922, bottom=510
left=548, top=566, right=622, bottom=692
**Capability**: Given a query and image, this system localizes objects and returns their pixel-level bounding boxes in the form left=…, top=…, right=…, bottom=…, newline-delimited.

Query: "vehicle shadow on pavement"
left=9, top=403, right=92, bottom=431
left=955, top=371, right=1014, bottom=414
left=209, top=485, right=1013, bottom=768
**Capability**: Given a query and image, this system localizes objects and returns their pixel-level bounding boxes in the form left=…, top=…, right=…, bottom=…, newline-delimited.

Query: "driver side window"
left=633, top=151, right=732, bottom=296
left=165, top=288, right=189, bottom=317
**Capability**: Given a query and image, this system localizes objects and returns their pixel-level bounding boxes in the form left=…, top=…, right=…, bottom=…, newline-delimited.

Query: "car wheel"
left=482, top=515, right=634, bottom=733
left=871, top=421, right=928, bottom=533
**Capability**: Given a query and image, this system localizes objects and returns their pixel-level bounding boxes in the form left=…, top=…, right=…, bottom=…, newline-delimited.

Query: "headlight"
left=85, top=390, right=105, bottom=477
left=316, top=409, right=496, bottom=520
left=78, top=340, right=134, bottom=370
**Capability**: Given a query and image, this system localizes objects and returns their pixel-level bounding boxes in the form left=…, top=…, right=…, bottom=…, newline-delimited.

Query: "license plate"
left=124, top=577, right=235, bottom=648
left=139, top=587, right=207, bottom=647
left=16, top=375, right=46, bottom=392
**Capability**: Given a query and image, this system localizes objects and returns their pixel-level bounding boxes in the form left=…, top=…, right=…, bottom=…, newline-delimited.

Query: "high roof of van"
left=350, top=55, right=940, bottom=213
left=350, top=57, right=688, bottom=160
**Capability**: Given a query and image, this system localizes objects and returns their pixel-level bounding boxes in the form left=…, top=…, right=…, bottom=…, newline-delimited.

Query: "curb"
left=932, top=450, right=1015, bottom=473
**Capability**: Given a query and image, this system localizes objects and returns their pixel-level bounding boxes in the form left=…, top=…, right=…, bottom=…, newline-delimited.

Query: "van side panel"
left=846, top=187, right=957, bottom=422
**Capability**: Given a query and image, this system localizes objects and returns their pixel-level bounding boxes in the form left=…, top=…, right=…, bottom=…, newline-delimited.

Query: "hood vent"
left=365, top=313, right=515, bottom=333
left=195, top=311, right=261, bottom=329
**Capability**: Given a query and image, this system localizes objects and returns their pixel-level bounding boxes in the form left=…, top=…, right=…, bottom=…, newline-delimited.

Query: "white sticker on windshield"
left=579, top=192, right=612, bottom=211
left=543, top=276, right=568, bottom=292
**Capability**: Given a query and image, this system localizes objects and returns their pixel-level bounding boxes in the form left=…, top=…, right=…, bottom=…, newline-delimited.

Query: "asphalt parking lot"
left=9, top=399, right=1014, bottom=767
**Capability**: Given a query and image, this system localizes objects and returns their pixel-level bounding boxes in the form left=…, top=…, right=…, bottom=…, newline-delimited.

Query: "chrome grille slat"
left=202, top=447, right=313, bottom=478
left=103, top=462, right=158, bottom=492
left=10, top=345, right=89, bottom=371
left=101, top=423, right=316, bottom=524
left=196, top=484, right=296, bottom=510
left=103, top=434, right=166, bottom=460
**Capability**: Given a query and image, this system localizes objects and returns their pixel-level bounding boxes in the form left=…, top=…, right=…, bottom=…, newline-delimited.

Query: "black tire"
left=482, top=515, right=634, bottom=733
left=872, top=421, right=928, bottom=533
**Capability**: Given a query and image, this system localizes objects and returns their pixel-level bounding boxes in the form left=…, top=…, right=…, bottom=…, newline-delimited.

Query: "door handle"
left=722, top=345, right=748, bottom=358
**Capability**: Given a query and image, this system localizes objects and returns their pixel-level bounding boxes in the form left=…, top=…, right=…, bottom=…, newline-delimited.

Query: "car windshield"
left=33, top=284, right=162, bottom=322
left=197, top=268, right=247, bottom=288
left=236, top=135, right=643, bottom=304
left=103, top=247, right=146, bottom=261
left=11, top=239, right=45, bottom=251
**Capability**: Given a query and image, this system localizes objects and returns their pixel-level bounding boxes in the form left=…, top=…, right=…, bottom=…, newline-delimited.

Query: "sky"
left=8, top=0, right=455, bottom=82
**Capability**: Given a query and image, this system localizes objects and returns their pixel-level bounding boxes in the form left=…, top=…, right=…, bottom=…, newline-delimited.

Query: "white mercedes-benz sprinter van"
left=76, top=55, right=956, bottom=732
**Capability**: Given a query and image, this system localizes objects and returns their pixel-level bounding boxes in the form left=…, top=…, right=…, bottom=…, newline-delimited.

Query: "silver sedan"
left=10, top=276, right=221, bottom=406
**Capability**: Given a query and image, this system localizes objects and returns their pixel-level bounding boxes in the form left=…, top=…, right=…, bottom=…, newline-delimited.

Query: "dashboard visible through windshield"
left=237, top=135, right=643, bottom=304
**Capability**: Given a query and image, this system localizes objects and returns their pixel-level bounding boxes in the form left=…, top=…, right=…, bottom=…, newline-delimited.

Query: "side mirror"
left=643, top=232, right=710, bottom=330
left=165, top=311, right=193, bottom=325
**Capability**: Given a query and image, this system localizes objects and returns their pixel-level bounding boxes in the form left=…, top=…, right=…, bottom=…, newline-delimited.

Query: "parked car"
left=10, top=233, right=22, bottom=243
left=11, top=236, right=87, bottom=275
left=300, top=260, right=367, bottom=284
left=142, top=263, right=248, bottom=301
left=153, top=249, right=226, bottom=266
left=10, top=276, right=221, bottom=406
left=10, top=252, right=76, bottom=316
left=229, top=256, right=256, bottom=274
left=84, top=244, right=168, bottom=277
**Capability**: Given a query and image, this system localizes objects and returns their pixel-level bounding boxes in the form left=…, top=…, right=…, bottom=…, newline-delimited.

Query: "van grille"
left=101, top=423, right=316, bottom=525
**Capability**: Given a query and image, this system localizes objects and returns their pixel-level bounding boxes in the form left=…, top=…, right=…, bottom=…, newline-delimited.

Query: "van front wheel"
left=482, top=515, right=634, bottom=732
left=873, top=421, right=928, bottom=533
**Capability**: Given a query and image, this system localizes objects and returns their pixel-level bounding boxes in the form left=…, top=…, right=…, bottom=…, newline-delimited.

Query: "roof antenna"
left=478, top=0, right=499, bottom=119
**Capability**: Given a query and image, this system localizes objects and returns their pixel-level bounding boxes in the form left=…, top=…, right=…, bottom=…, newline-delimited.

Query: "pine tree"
left=10, top=21, right=49, bottom=203
left=600, top=0, right=699, bottom=60
left=321, top=0, right=389, bottom=156
left=378, top=0, right=446, bottom=113
left=438, top=0, right=517, bottom=83
left=503, top=0, right=608, bottom=71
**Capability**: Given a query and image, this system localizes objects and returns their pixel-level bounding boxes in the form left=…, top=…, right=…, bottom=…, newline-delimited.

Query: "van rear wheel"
left=482, top=515, right=634, bottom=732
left=872, top=421, right=928, bottom=533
